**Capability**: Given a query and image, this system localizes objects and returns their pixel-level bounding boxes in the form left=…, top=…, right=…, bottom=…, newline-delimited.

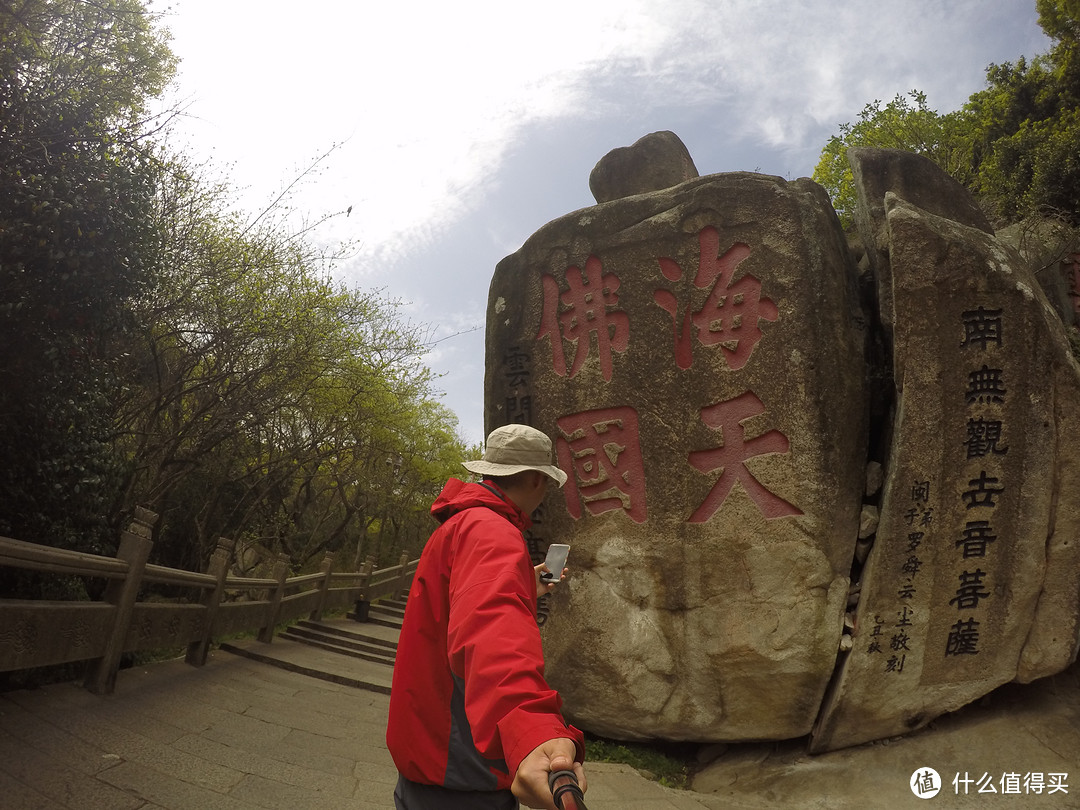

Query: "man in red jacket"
left=387, top=424, right=587, bottom=810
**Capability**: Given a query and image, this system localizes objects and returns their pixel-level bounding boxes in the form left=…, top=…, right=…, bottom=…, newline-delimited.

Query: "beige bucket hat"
left=462, top=424, right=568, bottom=487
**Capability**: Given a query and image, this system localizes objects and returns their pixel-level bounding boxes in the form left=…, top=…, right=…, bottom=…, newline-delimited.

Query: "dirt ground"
left=689, top=657, right=1080, bottom=809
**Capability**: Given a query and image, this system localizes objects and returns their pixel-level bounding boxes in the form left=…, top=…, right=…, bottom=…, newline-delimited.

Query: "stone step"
left=293, top=618, right=398, bottom=650
left=220, top=635, right=394, bottom=694
left=280, top=622, right=396, bottom=666
left=347, top=600, right=405, bottom=629
left=280, top=633, right=394, bottom=667
left=222, top=601, right=407, bottom=691
left=367, top=602, right=405, bottom=623
left=374, top=598, right=407, bottom=618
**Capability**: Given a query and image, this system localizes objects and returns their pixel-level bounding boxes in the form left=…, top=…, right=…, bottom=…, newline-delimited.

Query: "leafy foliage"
left=0, top=0, right=468, bottom=593
left=959, top=0, right=1080, bottom=221
left=0, top=0, right=175, bottom=553
left=585, top=735, right=694, bottom=789
left=812, top=91, right=959, bottom=227
left=118, top=166, right=465, bottom=572
left=814, top=0, right=1080, bottom=228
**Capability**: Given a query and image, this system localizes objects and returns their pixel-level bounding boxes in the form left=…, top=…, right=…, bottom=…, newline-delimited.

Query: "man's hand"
left=511, top=737, right=586, bottom=809
left=534, top=563, right=568, bottom=599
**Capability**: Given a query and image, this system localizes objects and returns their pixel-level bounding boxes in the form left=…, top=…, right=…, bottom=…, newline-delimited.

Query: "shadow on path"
left=1, top=604, right=1077, bottom=809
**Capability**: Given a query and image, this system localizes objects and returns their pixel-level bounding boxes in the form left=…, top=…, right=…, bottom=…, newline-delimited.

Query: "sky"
left=161, top=0, right=1050, bottom=447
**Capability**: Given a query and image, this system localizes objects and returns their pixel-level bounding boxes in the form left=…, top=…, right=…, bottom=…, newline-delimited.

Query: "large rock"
left=484, top=167, right=869, bottom=740
left=810, top=192, right=1080, bottom=752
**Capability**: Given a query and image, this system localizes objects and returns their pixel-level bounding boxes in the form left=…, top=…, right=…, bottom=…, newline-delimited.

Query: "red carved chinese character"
left=688, top=391, right=801, bottom=522
left=537, top=257, right=629, bottom=381
left=556, top=407, right=646, bottom=523
left=654, top=227, right=777, bottom=370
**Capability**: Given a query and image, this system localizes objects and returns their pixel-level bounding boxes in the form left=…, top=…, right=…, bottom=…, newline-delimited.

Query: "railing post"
left=85, top=507, right=158, bottom=695
left=394, top=551, right=411, bottom=599
left=353, top=555, right=375, bottom=623
left=309, top=551, right=336, bottom=622
left=186, top=536, right=234, bottom=667
left=258, top=554, right=290, bottom=643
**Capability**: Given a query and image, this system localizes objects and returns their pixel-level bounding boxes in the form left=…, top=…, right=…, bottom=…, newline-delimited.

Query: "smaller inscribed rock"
left=996, top=220, right=1080, bottom=330
left=810, top=192, right=1080, bottom=753
left=848, top=148, right=993, bottom=350
left=589, top=130, right=699, bottom=204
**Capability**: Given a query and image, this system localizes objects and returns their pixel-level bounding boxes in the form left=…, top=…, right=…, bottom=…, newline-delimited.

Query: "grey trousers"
left=393, top=774, right=518, bottom=810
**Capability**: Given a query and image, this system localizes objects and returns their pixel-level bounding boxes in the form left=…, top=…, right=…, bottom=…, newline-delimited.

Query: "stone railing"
left=0, top=507, right=417, bottom=694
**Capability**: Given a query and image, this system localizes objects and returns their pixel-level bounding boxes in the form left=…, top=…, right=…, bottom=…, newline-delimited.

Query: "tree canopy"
left=813, top=0, right=1080, bottom=229
left=811, top=91, right=958, bottom=226
left=118, top=166, right=463, bottom=571
left=0, top=0, right=467, bottom=588
left=0, top=0, right=176, bottom=553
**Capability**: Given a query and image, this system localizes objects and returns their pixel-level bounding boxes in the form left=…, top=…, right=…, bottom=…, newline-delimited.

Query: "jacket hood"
left=430, top=478, right=530, bottom=531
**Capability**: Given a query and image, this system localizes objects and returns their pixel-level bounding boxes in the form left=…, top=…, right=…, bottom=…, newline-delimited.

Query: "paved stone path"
left=0, top=630, right=729, bottom=810
left=2, top=622, right=1077, bottom=809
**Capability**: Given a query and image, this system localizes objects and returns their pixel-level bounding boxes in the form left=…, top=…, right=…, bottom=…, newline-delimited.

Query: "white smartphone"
left=540, top=543, right=570, bottom=583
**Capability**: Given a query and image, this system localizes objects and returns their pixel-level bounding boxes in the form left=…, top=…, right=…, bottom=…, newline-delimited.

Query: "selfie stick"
left=548, top=769, right=587, bottom=810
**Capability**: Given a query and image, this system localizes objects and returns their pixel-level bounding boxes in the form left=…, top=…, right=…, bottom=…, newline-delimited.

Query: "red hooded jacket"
left=386, top=479, right=584, bottom=792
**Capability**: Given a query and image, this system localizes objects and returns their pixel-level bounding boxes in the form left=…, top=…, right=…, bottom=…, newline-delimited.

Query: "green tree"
left=814, top=1, right=1080, bottom=228
left=0, top=0, right=466, bottom=583
left=0, top=0, right=176, bottom=553
left=812, top=91, right=961, bottom=228
left=959, top=0, right=1080, bottom=222
left=117, top=167, right=465, bottom=572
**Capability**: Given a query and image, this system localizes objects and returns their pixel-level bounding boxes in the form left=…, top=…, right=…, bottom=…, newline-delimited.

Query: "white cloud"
left=164, top=0, right=1049, bottom=444
left=168, top=1, right=724, bottom=263
left=168, top=0, right=1047, bottom=246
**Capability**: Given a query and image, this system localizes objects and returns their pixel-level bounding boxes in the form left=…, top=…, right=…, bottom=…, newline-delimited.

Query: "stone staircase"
left=278, top=597, right=407, bottom=667
left=219, top=598, right=406, bottom=694
left=358, top=596, right=407, bottom=630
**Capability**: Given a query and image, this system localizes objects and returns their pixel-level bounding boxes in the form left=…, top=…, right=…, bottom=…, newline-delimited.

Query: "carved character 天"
left=687, top=391, right=801, bottom=522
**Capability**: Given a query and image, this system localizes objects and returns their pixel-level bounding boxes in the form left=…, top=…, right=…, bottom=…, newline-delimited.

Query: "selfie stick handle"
left=548, top=769, right=587, bottom=810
